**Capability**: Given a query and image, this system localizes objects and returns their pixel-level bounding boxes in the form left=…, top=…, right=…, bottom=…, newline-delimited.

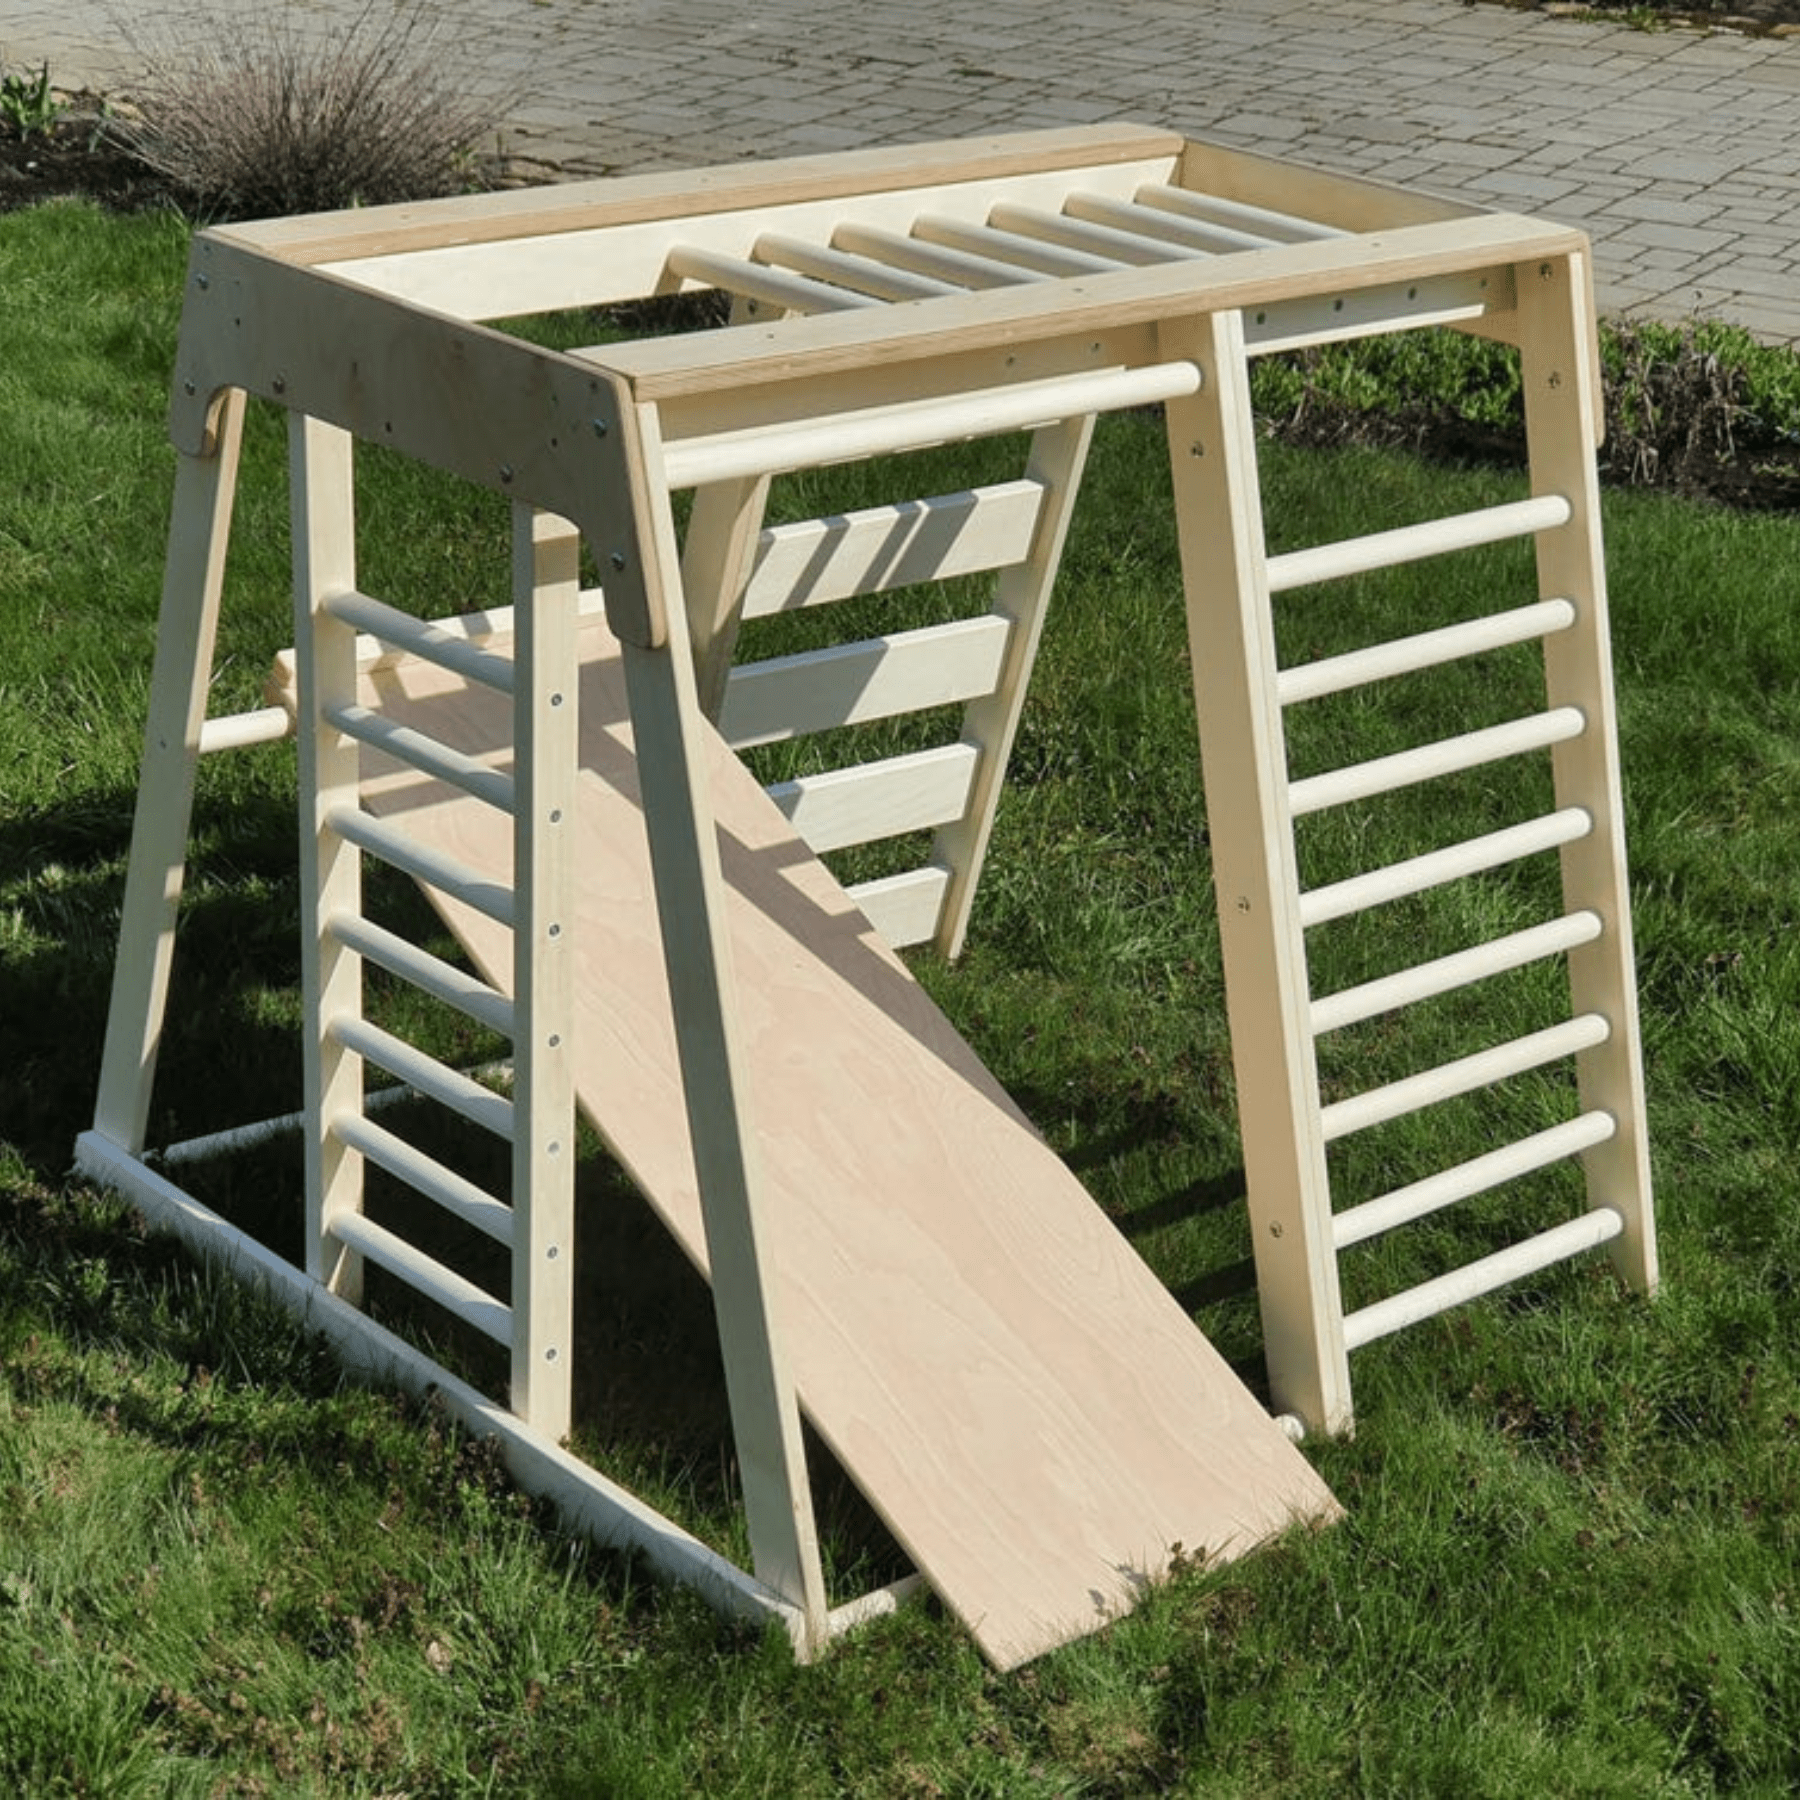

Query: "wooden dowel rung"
left=754, top=234, right=957, bottom=302
left=328, top=912, right=515, bottom=1038
left=665, top=244, right=877, bottom=314
left=325, top=590, right=516, bottom=694
left=1278, top=599, right=1578, bottom=707
left=327, top=1204, right=513, bottom=1337
left=326, top=702, right=516, bottom=812
left=1333, top=1111, right=1617, bottom=1249
left=329, top=806, right=516, bottom=927
left=1341, top=1207, right=1624, bottom=1350
left=1320, top=1012, right=1611, bottom=1144
left=829, top=223, right=1051, bottom=289
left=985, top=202, right=1197, bottom=267
left=661, top=360, right=1200, bottom=489
left=1266, top=495, right=1574, bottom=593
left=913, top=214, right=1120, bottom=277
left=1311, top=911, right=1604, bottom=1036
left=1069, top=190, right=1266, bottom=253
left=1290, top=707, right=1585, bottom=818
left=198, top=707, right=294, bottom=754
left=1299, top=807, right=1593, bottom=928
left=329, top=1015, right=515, bottom=1140
left=334, top=1112, right=515, bottom=1246
left=1134, top=183, right=1346, bottom=243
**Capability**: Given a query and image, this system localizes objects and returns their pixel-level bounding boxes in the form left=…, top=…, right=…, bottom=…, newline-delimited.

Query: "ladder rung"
left=829, top=222, right=1052, bottom=289
left=741, top=481, right=1044, bottom=618
left=755, top=234, right=960, bottom=302
left=721, top=616, right=1010, bottom=750
left=1277, top=599, right=1578, bottom=707
left=766, top=743, right=978, bottom=855
left=847, top=865, right=951, bottom=949
left=325, top=590, right=516, bottom=695
left=661, top=360, right=1201, bottom=489
left=1072, top=190, right=1268, bottom=253
left=913, top=215, right=1120, bottom=277
left=986, top=202, right=1198, bottom=267
left=1342, top=1207, right=1624, bottom=1350
left=1320, top=1012, right=1610, bottom=1143
left=327, top=1205, right=512, bottom=1340
left=328, top=912, right=515, bottom=1039
left=1334, top=1110, right=1617, bottom=1249
left=665, top=245, right=878, bottom=314
left=1266, top=495, right=1574, bottom=594
left=329, top=806, right=516, bottom=927
left=1134, top=183, right=1346, bottom=244
left=327, top=703, right=517, bottom=813
left=1311, top=910, right=1604, bottom=1036
left=333, top=1112, right=515, bottom=1247
left=329, top=1016, right=515, bottom=1140
left=1300, top=807, right=1593, bottom=928
left=1288, top=706, right=1585, bottom=818
left=199, top=706, right=295, bottom=754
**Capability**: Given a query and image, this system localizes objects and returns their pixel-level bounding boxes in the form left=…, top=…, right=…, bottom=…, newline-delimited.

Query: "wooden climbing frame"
left=75, top=124, right=1655, bottom=1664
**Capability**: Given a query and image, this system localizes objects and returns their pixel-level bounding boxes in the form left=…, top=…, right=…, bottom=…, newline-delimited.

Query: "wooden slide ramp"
left=356, top=618, right=1338, bottom=1669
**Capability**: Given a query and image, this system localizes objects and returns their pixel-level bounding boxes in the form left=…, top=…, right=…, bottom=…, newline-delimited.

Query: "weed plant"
left=115, top=0, right=509, bottom=218
left=5, top=201, right=1800, bottom=1791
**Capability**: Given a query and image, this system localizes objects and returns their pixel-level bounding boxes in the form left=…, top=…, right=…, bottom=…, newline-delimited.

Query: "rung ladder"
left=1163, top=261, right=1655, bottom=1436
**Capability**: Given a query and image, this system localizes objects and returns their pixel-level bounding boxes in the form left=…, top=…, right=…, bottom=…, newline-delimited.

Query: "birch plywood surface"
left=357, top=624, right=1338, bottom=1668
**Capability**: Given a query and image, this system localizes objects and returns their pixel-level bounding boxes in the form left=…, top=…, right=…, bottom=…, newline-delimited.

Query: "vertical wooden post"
left=291, top=414, right=365, bottom=1300
left=1516, top=251, right=1659, bottom=1295
left=91, top=390, right=248, bottom=1153
left=933, top=414, right=1095, bottom=960
left=616, top=405, right=829, bottom=1645
left=510, top=504, right=580, bottom=1440
left=1159, top=309, right=1352, bottom=1437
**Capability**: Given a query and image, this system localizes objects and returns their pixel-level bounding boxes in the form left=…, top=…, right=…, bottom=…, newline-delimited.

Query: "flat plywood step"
left=354, top=621, right=1338, bottom=1669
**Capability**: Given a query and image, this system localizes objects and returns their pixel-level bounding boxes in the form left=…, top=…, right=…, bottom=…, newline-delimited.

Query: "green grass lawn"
left=5, top=197, right=1800, bottom=1795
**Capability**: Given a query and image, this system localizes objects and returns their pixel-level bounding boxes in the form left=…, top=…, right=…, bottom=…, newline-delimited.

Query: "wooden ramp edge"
left=357, top=621, right=1339, bottom=1669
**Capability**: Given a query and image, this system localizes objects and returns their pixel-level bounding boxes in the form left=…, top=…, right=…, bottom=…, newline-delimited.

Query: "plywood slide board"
left=354, top=623, right=1338, bottom=1668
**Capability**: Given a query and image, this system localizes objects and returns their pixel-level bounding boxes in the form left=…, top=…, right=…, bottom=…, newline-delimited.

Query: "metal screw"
left=609, top=550, right=627, bottom=572
left=592, top=418, right=609, bottom=438
left=1270, top=1222, right=1284, bottom=1238
left=196, top=273, right=210, bottom=291
left=499, top=464, right=514, bottom=483
left=271, top=375, right=286, bottom=395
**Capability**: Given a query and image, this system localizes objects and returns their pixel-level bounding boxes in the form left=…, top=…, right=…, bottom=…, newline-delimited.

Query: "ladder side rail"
left=92, top=389, right=249, bottom=1153
left=292, top=414, right=368, bottom=1300
left=1160, top=307, right=1350, bottom=1437
left=933, top=414, right=1096, bottom=960
left=1517, top=251, right=1658, bottom=1296
left=510, top=501, right=580, bottom=1440
left=621, top=401, right=831, bottom=1645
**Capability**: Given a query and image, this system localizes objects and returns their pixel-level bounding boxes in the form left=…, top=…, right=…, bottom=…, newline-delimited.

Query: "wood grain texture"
left=356, top=623, right=1339, bottom=1670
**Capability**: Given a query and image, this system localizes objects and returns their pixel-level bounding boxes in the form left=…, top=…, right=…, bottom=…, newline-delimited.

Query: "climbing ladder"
left=76, top=124, right=1655, bottom=1661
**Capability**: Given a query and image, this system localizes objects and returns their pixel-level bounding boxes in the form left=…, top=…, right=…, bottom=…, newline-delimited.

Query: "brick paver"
left=3, top=0, right=1795, bottom=338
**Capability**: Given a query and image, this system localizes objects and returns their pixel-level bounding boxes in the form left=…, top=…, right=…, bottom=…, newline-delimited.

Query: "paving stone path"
left=4, top=0, right=1796, bottom=338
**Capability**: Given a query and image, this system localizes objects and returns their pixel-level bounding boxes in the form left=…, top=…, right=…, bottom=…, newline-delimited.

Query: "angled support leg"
left=1516, top=251, right=1658, bottom=1296
left=1159, top=309, right=1351, bottom=1438
left=932, top=414, right=1096, bottom=960
left=616, top=408, right=830, bottom=1648
left=91, top=389, right=248, bottom=1154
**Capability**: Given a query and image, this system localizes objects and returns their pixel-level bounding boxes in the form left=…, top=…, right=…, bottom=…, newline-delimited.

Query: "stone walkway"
left=5, top=0, right=1797, bottom=339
